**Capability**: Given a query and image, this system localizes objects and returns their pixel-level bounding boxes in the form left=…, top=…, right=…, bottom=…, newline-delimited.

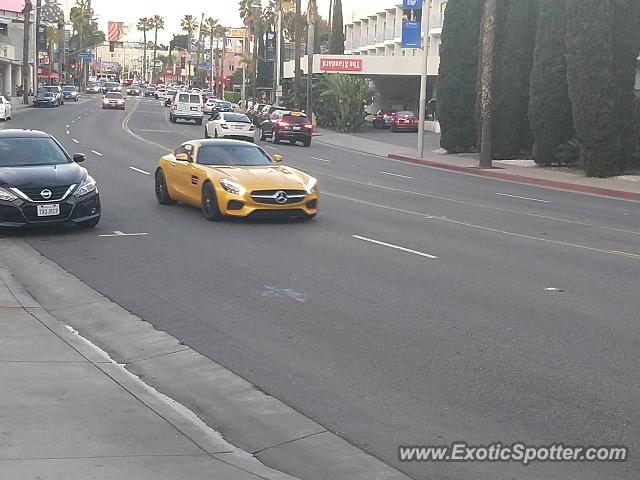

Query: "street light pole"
left=306, top=0, right=316, bottom=118
left=22, top=0, right=32, bottom=104
left=416, top=0, right=430, bottom=158
left=274, top=7, right=282, bottom=106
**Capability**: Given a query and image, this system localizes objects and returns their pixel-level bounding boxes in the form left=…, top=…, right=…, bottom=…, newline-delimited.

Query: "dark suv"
left=259, top=111, right=312, bottom=147
left=256, top=104, right=287, bottom=127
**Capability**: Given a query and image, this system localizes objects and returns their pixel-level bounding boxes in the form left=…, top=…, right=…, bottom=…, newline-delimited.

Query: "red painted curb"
left=388, top=154, right=640, bottom=202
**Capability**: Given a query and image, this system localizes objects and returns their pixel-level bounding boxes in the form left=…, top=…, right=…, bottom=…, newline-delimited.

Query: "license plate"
left=37, top=204, right=60, bottom=216
left=293, top=126, right=301, bottom=130
left=190, top=106, right=198, bottom=111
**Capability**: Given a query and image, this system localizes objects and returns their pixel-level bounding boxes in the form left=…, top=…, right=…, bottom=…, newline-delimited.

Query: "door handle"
left=170, top=162, right=176, bottom=167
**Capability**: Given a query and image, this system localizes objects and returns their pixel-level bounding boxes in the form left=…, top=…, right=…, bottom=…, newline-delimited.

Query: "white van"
left=169, top=92, right=204, bottom=125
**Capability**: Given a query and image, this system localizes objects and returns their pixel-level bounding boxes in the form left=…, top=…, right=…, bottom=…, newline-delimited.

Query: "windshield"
left=42, top=86, right=58, bottom=92
left=62, top=86, right=76, bottom=91
left=216, top=101, right=232, bottom=108
left=197, top=144, right=273, bottom=166
left=0, top=137, right=70, bottom=167
left=38, top=92, right=54, bottom=98
left=105, top=92, right=123, bottom=99
left=222, top=113, right=251, bottom=123
left=106, top=83, right=118, bottom=88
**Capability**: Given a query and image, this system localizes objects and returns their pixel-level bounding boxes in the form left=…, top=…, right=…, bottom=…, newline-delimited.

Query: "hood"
left=206, top=165, right=311, bottom=190
left=0, top=163, right=85, bottom=188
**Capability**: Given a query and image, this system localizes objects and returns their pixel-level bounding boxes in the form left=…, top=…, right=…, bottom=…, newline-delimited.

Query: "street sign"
left=197, top=62, right=212, bottom=70
left=227, top=28, right=246, bottom=38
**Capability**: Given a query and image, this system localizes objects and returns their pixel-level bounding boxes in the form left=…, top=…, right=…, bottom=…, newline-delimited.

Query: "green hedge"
left=224, top=91, right=241, bottom=104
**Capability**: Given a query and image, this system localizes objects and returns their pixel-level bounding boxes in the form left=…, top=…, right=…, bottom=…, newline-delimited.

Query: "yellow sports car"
left=154, top=139, right=318, bottom=220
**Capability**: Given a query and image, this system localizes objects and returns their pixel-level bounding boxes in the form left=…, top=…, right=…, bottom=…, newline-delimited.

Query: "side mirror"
left=175, top=153, right=191, bottom=162
left=73, top=153, right=86, bottom=163
left=272, top=154, right=283, bottom=163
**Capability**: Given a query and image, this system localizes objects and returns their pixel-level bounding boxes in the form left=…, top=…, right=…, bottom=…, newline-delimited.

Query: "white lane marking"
left=310, top=156, right=331, bottom=163
left=65, top=124, right=69, bottom=128
left=129, top=166, right=151, bottom=175
left=71, top=120, right=75, bottom=123
left=99, top=230, right=149, bottom=237
left=77, top=116, right=82, bottom=119
left=263, top=145, right=277, bottom=150
left=352, top=235, right=438, bottom=259
left=72, top=138, right=79, bottom=143
left=545, top=287, right=566, bottom=292
left=65, top=130, right=70, bottom=134
left=496, top=192, right=550, bottom=203
left=91, top=150, right=103, bottom=156
left=380, top=171, right=413, bottom=179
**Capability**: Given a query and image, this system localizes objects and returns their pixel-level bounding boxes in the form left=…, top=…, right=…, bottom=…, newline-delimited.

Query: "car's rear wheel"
left=201, top=183, right=223, bottom=221
left=303, top=138, right=311, bottom=147
left=273, top=133, right=280, bottom=144
left=260, top=128, right=267, bottom=141
left=155, top=170, right=177, bottom=205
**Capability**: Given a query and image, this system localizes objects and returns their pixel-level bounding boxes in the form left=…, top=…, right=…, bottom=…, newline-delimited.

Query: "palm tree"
left=137, top=17, right=151, bottom=81
left=203, top=18, right=221, bottom=90
left=181, top=14, right=199, bottom=82
left=151, top=15, right=165, bottom=82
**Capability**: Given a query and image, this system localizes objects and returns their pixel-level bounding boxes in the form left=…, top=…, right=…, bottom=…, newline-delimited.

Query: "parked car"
left=391, top=111, right=418, bottom=132
left=248, top=103, right=267, bottom=124
left=33, top=91, right=59, bottom=108
left=204, top=98, right=218, bottom=114
left=102, top=92, right=125, bottom=110
left=256, top=105, right=287, bottom=127
left=259, top=110, right=312, bottom=147
left=372, top=109, right=396, bottom=129
left=204, top=112, right=255, bottom=141
left=0, top=95, right=12, bottom=120
left=0, top=129, right=101, bottom=227
left=41, top=85, right=64, bottom=105
left=164, top=89, right=177, bottom=106
left=169, top=92, right=204, bottom=124
left=86, top=83, right=102, bottom=94
left=62, top=85, right=79, bottom=102
left=126, top=86, right=142, bottom=96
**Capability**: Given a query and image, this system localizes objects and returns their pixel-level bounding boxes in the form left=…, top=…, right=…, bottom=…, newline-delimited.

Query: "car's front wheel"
left=204, top=126, right=210, bottom=138
left=155, top=170, right=177, bottom=205
left=201, top=183, right=223, bottom=221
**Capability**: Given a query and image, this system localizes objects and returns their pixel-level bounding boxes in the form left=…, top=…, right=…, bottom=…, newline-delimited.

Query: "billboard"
left=108, top=21, right=128, bottom=42
left=227, top=28, right=247, bottom=38
left=0, top=0, right=25, bottom=13
left=401, top=0, right=422, bottom=49
left=319, top=57, right=363, bottom=72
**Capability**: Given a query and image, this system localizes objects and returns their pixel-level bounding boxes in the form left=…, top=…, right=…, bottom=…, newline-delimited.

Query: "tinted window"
left=0, top=137, right=70, bottom=167
left=62, top=86, right=76, bottom=91
left=42, top=86, right=59, bottom=92
left=397, top=111, right=415, bottom=118
left=215, top=101, right=231, bottom=108
left=282, top=114, right=309, bottom=125
left=221, top=113, right=250, bottom=123
left=197, top=144, right=273, bottom=166
left=38, top=92, right=54, bottom=98
left=190, top=95, right=201, bottom=103
left=106, top=82, right=118, bottom=88
left=105, top=92, right=123, bottom=99
left=178, top=93, right=189, bottom=102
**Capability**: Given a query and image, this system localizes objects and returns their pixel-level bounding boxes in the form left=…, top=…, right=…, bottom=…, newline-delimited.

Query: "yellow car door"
left=165, top=144, right=197, bottom=203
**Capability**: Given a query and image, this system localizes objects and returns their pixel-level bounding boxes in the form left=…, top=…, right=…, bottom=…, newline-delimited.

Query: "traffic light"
left=109, top=42, right=115, bottom=53
left=180, top=53, right=186, bottom=68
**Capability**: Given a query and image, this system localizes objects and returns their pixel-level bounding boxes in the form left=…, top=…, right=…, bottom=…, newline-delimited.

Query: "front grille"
left=251, top=189, right=306, bottom=205
left=15, top=185, right=73, bottom=202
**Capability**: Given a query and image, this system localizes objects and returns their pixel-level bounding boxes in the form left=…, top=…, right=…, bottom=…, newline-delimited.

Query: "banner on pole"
left=401, top=0, right=422, bottom=49
left=265, top=31, right=276, bottom=62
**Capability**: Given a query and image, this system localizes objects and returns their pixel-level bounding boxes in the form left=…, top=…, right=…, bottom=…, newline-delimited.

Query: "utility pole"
left=479, top=0, right=496, bottom=168
left=220, top=34, right=226, bottom=98
left=241, top=29, right=246, bottom=107
left=33, top=0, right=41, bottom=96
left=252, top=4, right=259, bottom=107
left=22, top=0, right=32, bottom=104
left=416, top=0, right=430, bottom=157
left=293, top=0, right=301, bottom=110
left=274, top=5, right=282, bottom=106
left=306, top=0, right=316, bottom=118
left=85, top=0, right=92, bottom=89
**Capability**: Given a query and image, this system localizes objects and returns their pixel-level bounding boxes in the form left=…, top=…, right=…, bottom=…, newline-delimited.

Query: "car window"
left=221, top=113, right=251, bottom=123
left=282, top=114, right=309, bottom=124
left=0, top=137, right=70, bottom=167
left=189, top=95, right=201, bottom=103
left=0, top=96, right=5, bottom=102
left=105, top=92, right=122, bottom=99
left=270, top=111, right=282, bottom=120
left=197, top=144, right=273, bottom=166
left=178, top=93, right=188, bottom=102
left=62, top=86, right=75, bottom=91
left=397, top=111, right=414, bottom=117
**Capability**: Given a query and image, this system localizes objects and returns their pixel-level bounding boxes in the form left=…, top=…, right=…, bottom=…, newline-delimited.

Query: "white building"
left=0, top=7, right=35, bottom=98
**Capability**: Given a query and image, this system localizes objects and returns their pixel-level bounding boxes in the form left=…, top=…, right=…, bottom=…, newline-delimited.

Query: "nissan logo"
left=40, top=189, right=52, bottom=199
left=274, top=190, right=288, bottom=204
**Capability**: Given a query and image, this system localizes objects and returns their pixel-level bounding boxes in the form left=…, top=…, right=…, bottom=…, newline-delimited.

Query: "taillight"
left=171, top=104, right=176, bottom=110
left=303, top=123, right=312, bottom=129
left=278, top=121, right=290, bottom=127
left=200, top=106, right=204, bottom=112
left=220, top=123, right=229, bottom=129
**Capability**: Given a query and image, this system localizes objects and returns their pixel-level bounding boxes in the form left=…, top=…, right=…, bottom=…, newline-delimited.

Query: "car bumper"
left=0, top=192, right=101, bottom=228
left=33, top=101, right=56, bottom=107
left=174, top=114, right=203, bottom=120
left=217, top=130, right=254, bottom=141
left=63, top=94, right=78, bottom=100
left=216, top=189, right=318, bottom=218
left=102, top=103, right=125, bottom=109
left=276, top=130, right=312, bottom=141
left=393, top=124, right=418, bottom=130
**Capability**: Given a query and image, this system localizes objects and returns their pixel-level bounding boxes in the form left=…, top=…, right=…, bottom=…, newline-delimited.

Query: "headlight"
left=74, top=175, right=97, bottom=197
left=117, top=100, right=124, bottom=104
left=0, top=187, right=18, bottom=202
left=305, top=177, right=317, bottom=194
left=103, top=98, right=109, bottom=103
left=219, top=178, right=245, bottom=196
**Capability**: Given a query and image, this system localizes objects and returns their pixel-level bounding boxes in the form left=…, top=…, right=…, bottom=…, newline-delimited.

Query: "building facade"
left=0, top=7, right=35, bottom=98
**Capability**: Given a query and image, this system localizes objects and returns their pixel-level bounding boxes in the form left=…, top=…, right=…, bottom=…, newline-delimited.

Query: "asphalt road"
left=352, top=123, right=441, bottom=152
left=3, top=96, right=640, bottom=480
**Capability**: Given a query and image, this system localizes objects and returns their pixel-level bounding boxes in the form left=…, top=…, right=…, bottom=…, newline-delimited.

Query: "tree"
left=478, top=0, right=497, bottom=168
left=151, top=15, right=165, bottom=82
left=611, top=0, right=640, bottom=168
left=437, top=0, right=483, bottom=153
left=137, top=17, right=151, bottom=80
left=319, top=73, right=372, bottom=131
left=491, top=0, right=539, bottom=159
left=566, top=0, right=621, bottom=177
left=170, top=34, right=189, bottom=52
left=528, top=0, right=574, bottom=166
left=329, top=0, right=344, bottom=54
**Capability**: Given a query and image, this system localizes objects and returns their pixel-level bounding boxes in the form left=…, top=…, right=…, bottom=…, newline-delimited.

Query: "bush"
left=224, top=91, right=240, bottom=104
left=437, top=0, right=483, bottom=153
left=318, top=74, right=372, bottom=132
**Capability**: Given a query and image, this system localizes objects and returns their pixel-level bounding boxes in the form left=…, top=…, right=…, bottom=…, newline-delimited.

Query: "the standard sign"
left=319, top=58, right=363, bottom=72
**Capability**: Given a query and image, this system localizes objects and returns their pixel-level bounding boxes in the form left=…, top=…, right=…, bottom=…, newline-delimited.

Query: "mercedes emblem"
left=274, top=190, right=288, bottom=204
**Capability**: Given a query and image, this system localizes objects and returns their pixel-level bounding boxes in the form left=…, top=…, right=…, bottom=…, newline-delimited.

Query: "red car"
left=372, top=109, right=396, bottom=129
left=391, top=111, right=419, bottom=132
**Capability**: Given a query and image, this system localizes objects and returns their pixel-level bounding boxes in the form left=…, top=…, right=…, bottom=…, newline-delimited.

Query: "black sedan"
left=33, top=92, right=59, bottom=108
left=62, top=85, right=79, bottom=102
left=0, top=130, right=101, bottom=228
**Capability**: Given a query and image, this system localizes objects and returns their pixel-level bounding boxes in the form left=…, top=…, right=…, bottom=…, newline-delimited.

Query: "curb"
left=388, top=154, right=640, bottom=202
left=0, top=239, right=412, bottom=480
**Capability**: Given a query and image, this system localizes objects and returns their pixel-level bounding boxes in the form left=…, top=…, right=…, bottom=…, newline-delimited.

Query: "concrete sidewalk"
left=314, top=128, right=640, bottom=201
left=0, top=264, right=300, bottom=480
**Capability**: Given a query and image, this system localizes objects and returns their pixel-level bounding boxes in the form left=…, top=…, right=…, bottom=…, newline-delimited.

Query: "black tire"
left=155, top=169, right=177, bottom=205
left=201, top=182, right=223, bottom=221
left=214, top=128, right=218, bottom=138
left=169, top=114, right=175, bottom=123
left=273, top=133, right=280, bottom=144
left=260, top=128, right=267, bottom=141
left=204, top=126, right=210, bottom=138
left=77, top=215, right=100, bottom=227
left=303, top=138, right=311, bottom=147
